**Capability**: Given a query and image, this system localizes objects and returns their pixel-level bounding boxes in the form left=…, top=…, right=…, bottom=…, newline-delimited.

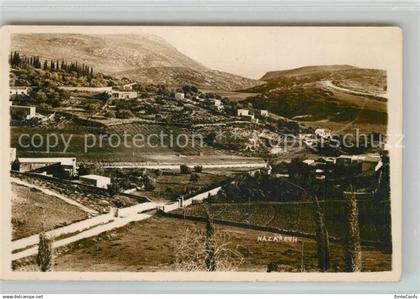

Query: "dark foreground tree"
left=344, top=188, right=362, bottom=272
left=205, top=210, right=216, bottom=271
left=312, top=194, right=330, bottom=271
left=36, top=232, right=54, bottom=272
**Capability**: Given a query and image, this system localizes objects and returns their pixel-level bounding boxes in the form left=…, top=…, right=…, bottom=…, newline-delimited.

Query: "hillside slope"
left=244, top=65, right=388, bottom=126
left=11, top=33, right=261, bottom=90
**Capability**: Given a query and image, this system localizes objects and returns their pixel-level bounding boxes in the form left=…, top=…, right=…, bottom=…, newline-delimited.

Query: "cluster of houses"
left=301, top=152, right=383, bottom=180
left=236, top=108, right=269, bottom=123
left=299, top=128, right=333, bottom=146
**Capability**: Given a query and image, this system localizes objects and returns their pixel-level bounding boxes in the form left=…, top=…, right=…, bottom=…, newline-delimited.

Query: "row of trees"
left=9, top=51, right=95, bottom=79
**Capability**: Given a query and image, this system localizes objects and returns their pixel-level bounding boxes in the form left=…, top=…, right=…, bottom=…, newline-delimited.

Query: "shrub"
left=194, top=165, right=203, bottom=173
left=190, top=173, right=200, bottom=182
left=180, top=164, right=192, bottom=174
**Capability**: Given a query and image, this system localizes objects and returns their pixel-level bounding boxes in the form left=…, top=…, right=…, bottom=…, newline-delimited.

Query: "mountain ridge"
left=11, top=33, right=262, bottom=90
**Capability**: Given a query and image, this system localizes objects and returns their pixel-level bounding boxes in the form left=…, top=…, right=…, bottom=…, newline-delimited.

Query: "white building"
left=237, top=109, right=249, bottom=116
left=175, top=92, right=185, bottom=100
left=302, top=159, right=316, bottom=166
left=10, top=86, right=30, bottom=96
left=210, top=99, right=222, bottom=107
left=10, top=105, right=36, bottom=120
left=315, top=128, right=332, bottom=139
left=209, top=99, right=223, bottom=111
left=260, top=110, right=269, bottom=117
left=112, top=90, right=138, bottom=99
left=80, top=174, right=111, bottom=189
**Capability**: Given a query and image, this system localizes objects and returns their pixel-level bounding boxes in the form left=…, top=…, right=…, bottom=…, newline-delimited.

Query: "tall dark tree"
left=205, top=210, right=216, bottom=271
left=312, top=194, right=330, bottom=271
left=36, top=232, right=54, bottom=272
left=344, top=187, right=362, bottom=272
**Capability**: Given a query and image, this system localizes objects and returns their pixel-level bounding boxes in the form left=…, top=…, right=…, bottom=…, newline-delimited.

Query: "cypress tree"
left=205, top=210, right=216, bottom=271
left=312, top=194, right=330, bottom=271
left=344, top=187, right=362, bottom=272
left=36, top=232, right=54, bottom=272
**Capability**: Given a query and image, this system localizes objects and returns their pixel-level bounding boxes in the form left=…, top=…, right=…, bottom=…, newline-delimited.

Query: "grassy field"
left=172, top=200, right=391, bottom=245
left=13, top=216, right=391, bottom=272
left=11, top=183, right=88, bottom=240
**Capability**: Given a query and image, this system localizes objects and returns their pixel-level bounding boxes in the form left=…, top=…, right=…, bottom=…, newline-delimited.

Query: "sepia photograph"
left=0, top=26, right=402, bottom=281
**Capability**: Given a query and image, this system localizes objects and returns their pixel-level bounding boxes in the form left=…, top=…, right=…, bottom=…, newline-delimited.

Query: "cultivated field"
left=11, top=122, right=255, bottom=162
left=128, top=170, right=234, bottom=203
left=172, top=201, right=391, bottom=245
left=11, top=183, right=88, bottom=240
left=13, top=216, right=391, bottom=272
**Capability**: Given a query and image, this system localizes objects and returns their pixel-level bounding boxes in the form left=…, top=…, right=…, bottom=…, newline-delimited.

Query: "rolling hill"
left=11, top=33, right=262, bottom=90
left=243, top=65, right=388, bottom=126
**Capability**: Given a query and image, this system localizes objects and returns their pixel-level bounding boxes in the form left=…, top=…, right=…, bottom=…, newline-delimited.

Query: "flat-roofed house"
left=112, top=90, right=138, bottom=99
left=259, top=109, right=269, bottom=117
left=10, top=86, right=30, bottom=96
left=237, top=109, right=249, bottom=116
left=80, top=174, right=111, bottom=189
left=315, top=128, right=332, bottom=139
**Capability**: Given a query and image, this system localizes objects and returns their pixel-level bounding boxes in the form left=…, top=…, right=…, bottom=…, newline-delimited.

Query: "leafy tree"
left=190, top=173, right=200, bottom=182
left=107, top=183, right=120, bottom=196
left=144, top=175, right=155, bottom=191
left=78, top=163, right=91, bottom=176
left=97, top=91, right=111, bottom=102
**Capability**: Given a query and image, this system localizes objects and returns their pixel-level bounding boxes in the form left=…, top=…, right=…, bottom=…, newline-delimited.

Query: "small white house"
left=175, top=92, right=185, bottom=100
left=315, top=128, right=332, bottom=139
left=10, top=86, right=30, bottom=96
left=210, top=99, right=222, bottom=107
left=237, top=109, right=249, bottom=116
left=112, top=90, right=138, bottom=99
left=80, top=174, right=111, bottom=189
left=260, top=110, right=269, bottom=117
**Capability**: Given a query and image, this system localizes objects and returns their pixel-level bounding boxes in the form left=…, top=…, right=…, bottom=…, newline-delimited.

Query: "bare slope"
left=11, top=33, right=261, bottom=90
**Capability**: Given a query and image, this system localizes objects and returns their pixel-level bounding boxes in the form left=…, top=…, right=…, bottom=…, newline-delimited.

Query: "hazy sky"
left=138, top=27, right=401, bottom=79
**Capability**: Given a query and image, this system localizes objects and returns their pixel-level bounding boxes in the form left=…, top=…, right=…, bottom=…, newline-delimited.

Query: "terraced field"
left=109, top=123, right=205, bottom=156
left=11, top=122, right=221, bottom=162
